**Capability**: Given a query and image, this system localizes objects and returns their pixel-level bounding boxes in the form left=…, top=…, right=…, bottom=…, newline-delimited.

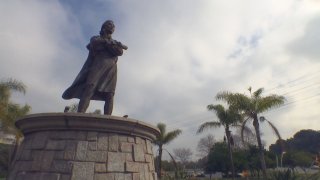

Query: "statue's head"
left=100, top=20, right=115, bottom=36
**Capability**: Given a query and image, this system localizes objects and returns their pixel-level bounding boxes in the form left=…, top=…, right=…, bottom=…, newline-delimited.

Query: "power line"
left=169, top=89, right=320, bottom=130
left=160, top=69, right=320, bottom=129
left=265, top=70, right=320, bottom=93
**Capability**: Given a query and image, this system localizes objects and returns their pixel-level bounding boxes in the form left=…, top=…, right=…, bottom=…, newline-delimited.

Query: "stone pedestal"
left=8, top=113, right=160, bottom=180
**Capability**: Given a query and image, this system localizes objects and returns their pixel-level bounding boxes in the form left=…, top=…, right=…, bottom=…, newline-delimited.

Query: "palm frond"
left=253, top=88, right=264, bottom=98
left=163, top=148, right=179, bottom=176
left=257, top=95, right=285, bottom=113
left=163, top=129, right=182, bottom=144
left=207, top=104, right=225, bottom=112
left=266, top=120, right=282, bottom=140
left=197, top=121, right=221, bottom=134
left=207, top=104, right=227, bottom=122
left=216, top=91, right=252, bottom=112
left=157, top=123, right=166, bottom=135
left=0, top=78, right=26, bottom=94
left=154, top=123, right=181, bottom=146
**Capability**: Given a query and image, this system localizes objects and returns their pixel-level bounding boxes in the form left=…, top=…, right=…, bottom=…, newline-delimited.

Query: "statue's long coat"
left=62, top=36, right=123, bottom=101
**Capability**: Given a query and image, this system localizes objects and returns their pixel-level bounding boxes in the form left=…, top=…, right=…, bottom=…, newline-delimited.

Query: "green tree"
left=282, top=151, right=313, bottom=168
left=216, top=87, right=285, bottom=178
left=0, top=79, right=30, bottom=142
left=270, top=129, right=320, bottom=155
left=205, top=142, right=230, bottom=177
left=197, top=104, right=242, bottom=180
left=0, top=79, right=30, bottom=175
left=153, top=123, right=181, bottom=179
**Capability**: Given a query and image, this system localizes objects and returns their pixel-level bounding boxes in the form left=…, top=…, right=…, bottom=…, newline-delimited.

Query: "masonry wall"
left=9, top=130, right=156, bottom=180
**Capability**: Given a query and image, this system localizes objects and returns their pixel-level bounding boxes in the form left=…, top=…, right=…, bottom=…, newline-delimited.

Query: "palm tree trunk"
left=158, top=145, right=163, bottom=179
left=226, top=127, right=235, bottom=180
left=252, top=115, right=267, bottom=179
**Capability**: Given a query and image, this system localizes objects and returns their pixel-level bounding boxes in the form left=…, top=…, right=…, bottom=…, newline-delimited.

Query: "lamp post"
left=280, top=151, right=286, bottom=168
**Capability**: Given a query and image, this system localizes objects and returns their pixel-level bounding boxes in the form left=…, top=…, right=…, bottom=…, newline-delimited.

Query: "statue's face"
left=103, top=21, right=115, bottom=34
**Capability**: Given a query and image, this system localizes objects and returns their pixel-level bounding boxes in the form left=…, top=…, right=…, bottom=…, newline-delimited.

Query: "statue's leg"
left=104, top=93, right=114, bottom=115
left=78, top=84, right=95, bottom=113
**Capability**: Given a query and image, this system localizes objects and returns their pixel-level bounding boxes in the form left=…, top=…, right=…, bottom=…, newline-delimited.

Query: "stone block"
left=146, top=140, right=153, bottom=154
left=40, top=173, right=60, bottom=180
left=133, top=144, right=145, bottom=162
left=119, top=135, right=128, bottom=142
left=51, top=160, right=73, bottom=173
left=17, top=161, right=33, bottom=171
left=65, top=140, right=77, bottom=151
left=64, top=150, right=75, bottom=160
left=109, top=134, right=119, bottom=151
left=95, top=163, right=106, bottom=172
left=41, top=151, right=55, bottom=171
left=135, top=137, right=147, bottom=152
left=46, top=140, right=66, bottom=150
left=140, top=172, right=146, bottom=180
left=31, top=132, right=48, bottom=149
left=88, top=141, right=97, bottom=150
left=49, top=131, right=64, bottom=139
left=51, top=131, right=86, bottom=140
left=87, top=132, right=98, bottom=141
left=145, top=154, right=153, bottom=163
left=125, top=161, right=140, bottom=172
left=76, top=131, right=88, bottom=140
left=86, top=151, right=107, bottom=162
left=135, top=137, right=144, bottom=144
left=125, top=173, right=133, bottom=180
left=94, top=173, right=114, bottom=180
left=22, top=136, right=33, bottom=149
left=139, top=163, right=149, bottom=172
left=31, top=150, right=43, bottom=170
left=107, top=152, right=125, bottom=172
left=75, top=141, right=88, bottom=161
left=62, top=131, right=77, bottom=140
left=126, top=153, right=133, bottom=162
left=19, top=150, right=32, bottom=160
left=147, top=156, right=155, bottom=171
left=148, top=161, right=155, bottom=171
left=120, top=142, right=133, bottom=153
left=60, top=174, right=71, bottom=180
left=132, top=173, right=140, bottom=180
left=97, top=133, right=108, bottom=150
left=71, top=162, right=94, bottom=180
left=14, top=143, right=25, bottom=160
left=114, top=173, right=124, bottom=180
left=54, top=151, right=64, bottom=160
left=16, top=172, right=41, bottom=180
left=128, top=137, right=135, bottom=143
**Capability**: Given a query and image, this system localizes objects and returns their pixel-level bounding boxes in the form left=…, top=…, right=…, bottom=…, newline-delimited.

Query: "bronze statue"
left=62, top=20, right=127, bottom=115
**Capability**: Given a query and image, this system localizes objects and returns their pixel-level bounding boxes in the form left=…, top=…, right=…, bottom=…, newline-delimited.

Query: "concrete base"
left=8, top=113, right=160, bottom=180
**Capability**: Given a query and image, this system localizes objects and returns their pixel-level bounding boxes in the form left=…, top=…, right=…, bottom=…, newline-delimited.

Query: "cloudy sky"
left=1, top=0, right=320, bottom=159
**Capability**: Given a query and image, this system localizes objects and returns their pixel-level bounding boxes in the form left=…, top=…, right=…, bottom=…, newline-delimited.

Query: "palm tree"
left=154, top=123, right=182, bottom=179
left=0, top=78, right=30, bottom=141
left=197, top=104, right=242, bottom=180
left=216, top=87, right=285, bottom=178
left=0, top=79, right=30, bottom=171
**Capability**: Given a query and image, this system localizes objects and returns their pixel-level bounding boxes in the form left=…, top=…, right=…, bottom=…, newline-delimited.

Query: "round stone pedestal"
left=8, top=113, right=160, bottom=180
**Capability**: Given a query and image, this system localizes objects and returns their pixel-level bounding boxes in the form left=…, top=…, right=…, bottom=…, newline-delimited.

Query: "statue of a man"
left=62, top=20, right=127, bottom=115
